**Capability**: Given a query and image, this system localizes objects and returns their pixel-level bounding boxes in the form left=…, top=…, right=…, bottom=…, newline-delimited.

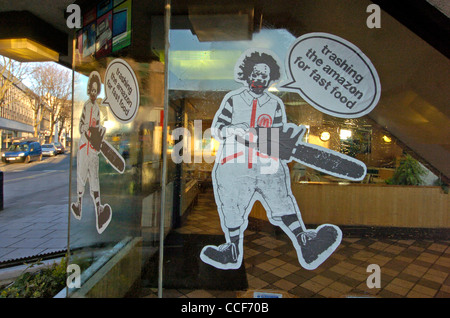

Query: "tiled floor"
left=141, top=188, right=450, bottom=298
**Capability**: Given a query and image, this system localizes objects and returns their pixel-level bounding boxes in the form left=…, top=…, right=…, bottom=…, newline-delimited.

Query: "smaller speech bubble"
left=281, top=33, right=381, bottom=118
left=103, top=59, right=140, bottom=124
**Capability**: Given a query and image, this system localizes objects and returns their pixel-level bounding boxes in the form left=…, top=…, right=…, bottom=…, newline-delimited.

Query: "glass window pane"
left=156, top=0, right=449, bottom=299
left=68, top=1, right=167, bottom=297
left=62, top=0, right=449, bottom=299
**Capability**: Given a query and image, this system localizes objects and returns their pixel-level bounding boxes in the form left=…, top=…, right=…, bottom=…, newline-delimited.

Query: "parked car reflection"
left=1, top=141, right=42, bottom=163
left=52, top=141, right=65, bottom=154
left=42, top=144, right=57, bottom=157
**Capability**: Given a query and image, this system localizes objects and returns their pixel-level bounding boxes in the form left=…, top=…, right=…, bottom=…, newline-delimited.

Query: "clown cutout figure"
left=200, top=49, right=366, bottom=270
left=70, top=71, right=125, bottom=234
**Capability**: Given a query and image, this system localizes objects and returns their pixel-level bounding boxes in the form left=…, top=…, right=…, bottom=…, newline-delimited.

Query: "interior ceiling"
left=427, top=0, right=450, bottom=17
left=0, top=0, right=448, bottom=180
left=282, top=0, right=450, bottom=181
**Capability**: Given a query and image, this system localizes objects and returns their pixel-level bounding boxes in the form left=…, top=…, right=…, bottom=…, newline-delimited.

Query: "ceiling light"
left=382, top=135, right=392, bottom=143
left=320, top=131, right=331, bottom=141
left=340, top=129, right=352, bottom=140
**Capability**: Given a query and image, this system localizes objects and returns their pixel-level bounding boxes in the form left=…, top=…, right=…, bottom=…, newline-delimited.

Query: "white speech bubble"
left=103, top=59, right=140, bottom=124
left=281, top=33, right=381, bottom=118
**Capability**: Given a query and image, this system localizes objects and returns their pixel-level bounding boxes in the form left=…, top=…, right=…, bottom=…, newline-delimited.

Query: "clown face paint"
left=248, top=63, right=271, bottom=95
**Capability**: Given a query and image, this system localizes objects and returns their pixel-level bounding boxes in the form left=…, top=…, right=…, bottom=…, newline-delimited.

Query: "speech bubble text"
left=103, top=59, right=140, bottom=124
left=282, top=33, right=381, bottom=118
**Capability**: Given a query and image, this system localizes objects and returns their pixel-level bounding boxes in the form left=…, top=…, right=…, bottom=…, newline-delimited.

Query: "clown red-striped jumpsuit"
left=211, top=87, right=300, bottom=230
left=77, top=99, right=102, bottom=197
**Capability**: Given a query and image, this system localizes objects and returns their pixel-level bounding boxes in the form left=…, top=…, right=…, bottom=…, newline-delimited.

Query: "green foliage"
left=340, top=129, right=371, bottom=158
left=0, top=257, right=67, bottom=298
left=386, top=154, right=426, bottom=186
left=340, top=139, right=360, bottom=158
left=434, top=178, right=449, bottom=194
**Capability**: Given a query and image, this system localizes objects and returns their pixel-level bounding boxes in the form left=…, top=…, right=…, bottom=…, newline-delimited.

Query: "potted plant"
left=0, top=257, right=67, bottom=298
left=385, top=154, right=426, bottom=185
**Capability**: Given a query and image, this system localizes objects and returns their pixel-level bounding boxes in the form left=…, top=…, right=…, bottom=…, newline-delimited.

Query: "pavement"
left=0, top=200, right=68, bottom=264
left=0, top=158, right=69, bottom=265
